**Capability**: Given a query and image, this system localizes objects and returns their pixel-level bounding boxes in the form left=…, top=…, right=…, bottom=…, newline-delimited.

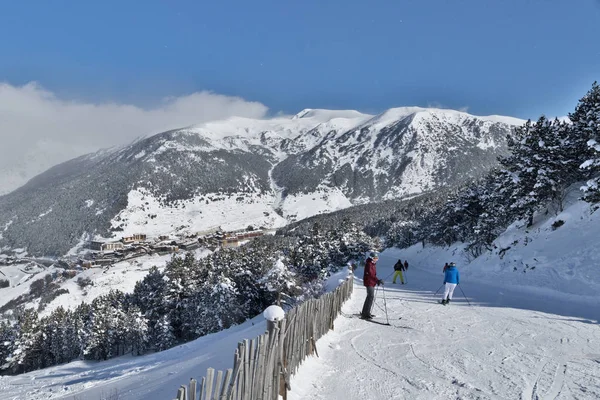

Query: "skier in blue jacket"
left=441, top=262, right=459, bottom=305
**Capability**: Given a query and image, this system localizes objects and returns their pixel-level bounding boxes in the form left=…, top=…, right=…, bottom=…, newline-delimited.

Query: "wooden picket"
left=173, top=275, right=353, bottom=400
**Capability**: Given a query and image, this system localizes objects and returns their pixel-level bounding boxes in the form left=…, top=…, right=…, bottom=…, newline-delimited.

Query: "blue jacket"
left=444, top=266, right=459, bottom=284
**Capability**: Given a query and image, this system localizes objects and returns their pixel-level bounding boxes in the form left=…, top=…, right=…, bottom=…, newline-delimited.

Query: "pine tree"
left=73, top=302, right=93, bottom=360
left=153, top=314, right=176, bottom=351
left=132, top=266, right=168, bottom=348
left=163, top=253, right=201, bottom=340
left=497, top=117, right=569, bottom=226
left=0, top=320, right=16, bottom=372
left=472, top=170, right=513, bottom=246
left=570, top=81, right=600, bottom=202
left=123, top=306, right=148, bottom=356
left=85, top=290, right=126, bottom=360
left=12, top=308, right=43, bottom=373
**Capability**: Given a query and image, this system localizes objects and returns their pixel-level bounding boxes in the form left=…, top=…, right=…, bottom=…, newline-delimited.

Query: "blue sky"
left=1, top=0, right=599, bottom=119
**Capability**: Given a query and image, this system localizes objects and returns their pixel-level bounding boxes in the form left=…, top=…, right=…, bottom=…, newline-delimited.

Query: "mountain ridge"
left=0, top=107, right=524, bottom=256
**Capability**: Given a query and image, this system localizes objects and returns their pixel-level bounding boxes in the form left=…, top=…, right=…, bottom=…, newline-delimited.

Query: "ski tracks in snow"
left=288, top=265, right=600, bottom=400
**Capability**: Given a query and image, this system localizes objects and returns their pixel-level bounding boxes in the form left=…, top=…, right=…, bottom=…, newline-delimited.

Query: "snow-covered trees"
left=131, top=266, right=168, bottom=348
left=0, top=221, right=376, bottom=375
left=570, top=81, right=600, bottom=202
left=496, top=116, right=579, bottom=226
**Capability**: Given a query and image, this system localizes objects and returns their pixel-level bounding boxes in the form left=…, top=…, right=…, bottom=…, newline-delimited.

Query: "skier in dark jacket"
left=441, top=262, right=459, bottom=305
left=392, top=259, right=405, bottom=284
left=361, top=252, right=383, bottom=319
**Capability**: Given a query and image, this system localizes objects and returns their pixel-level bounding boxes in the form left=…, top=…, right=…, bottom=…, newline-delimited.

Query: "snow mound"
left=263, top=305, right=285, bottom=322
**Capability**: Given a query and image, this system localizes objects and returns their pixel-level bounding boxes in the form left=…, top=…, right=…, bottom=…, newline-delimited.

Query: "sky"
left=0, top=0, right=600, bottom=192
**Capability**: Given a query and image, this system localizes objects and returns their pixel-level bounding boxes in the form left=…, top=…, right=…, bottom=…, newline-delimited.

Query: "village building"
left=88, top=240, right=125, bottom=251
left=222, top=237, right=239, bottom=248
left=88, top=241, right=105, bottom=251
left=101, top=242, right=124, bottom=251
left=121, top=233, right=147, bottom=244
left=81, top=260, right=97, bottom=269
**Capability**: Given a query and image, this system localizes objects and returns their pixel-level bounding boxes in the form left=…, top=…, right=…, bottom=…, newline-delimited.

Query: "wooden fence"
left=173, top=275, right=354, bottom=400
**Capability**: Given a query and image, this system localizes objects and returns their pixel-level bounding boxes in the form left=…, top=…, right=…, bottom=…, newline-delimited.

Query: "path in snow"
left=288, top=252, right=600, bottom=400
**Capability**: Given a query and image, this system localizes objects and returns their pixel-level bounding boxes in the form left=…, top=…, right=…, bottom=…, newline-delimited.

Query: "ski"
left=342, top=313, right=401, bottom=322
left=340, top=313, right=411, bottom=330
left=363, top=318, right=392, bottom=326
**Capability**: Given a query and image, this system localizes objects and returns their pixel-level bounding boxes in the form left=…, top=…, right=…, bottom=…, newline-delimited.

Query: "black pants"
left=361, top=286, right=375, bottom=317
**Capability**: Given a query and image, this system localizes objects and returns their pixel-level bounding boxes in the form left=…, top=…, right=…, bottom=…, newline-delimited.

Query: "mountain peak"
left=291, top=108, right=370, bottom=121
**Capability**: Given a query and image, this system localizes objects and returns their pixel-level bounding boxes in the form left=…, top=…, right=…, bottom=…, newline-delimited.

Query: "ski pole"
left=382, top=270, right=395, bottom=281
left=434, top=284, right=444, bottom=295
left=458, top=284, right=472, bottom=306
left=381, top=282, right=391, bottom=325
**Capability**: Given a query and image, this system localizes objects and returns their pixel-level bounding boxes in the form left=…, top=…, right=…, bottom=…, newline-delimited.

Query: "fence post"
left=278, top=318, right=289, bottom=400
left=176, top=385, right=187, bottom=400
left=263, top=304, right=285, bottom=400
left=175, top=279, right=354, bottom=400
left=264, top=305, right=284, bottom=336
left=189, top=378, right=197, bottom=400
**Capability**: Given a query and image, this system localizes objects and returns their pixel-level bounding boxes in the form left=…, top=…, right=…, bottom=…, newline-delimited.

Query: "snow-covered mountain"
left=0, top=107, right=523, bottom=256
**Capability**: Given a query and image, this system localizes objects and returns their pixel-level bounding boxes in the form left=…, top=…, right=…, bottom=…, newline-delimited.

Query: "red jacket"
left=363, top=257, right=378, bottom=287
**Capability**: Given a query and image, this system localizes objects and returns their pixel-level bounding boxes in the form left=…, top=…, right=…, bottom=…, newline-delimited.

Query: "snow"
left=481, top=114, right=528, bottom=126
left=288, top=252, right=600, bottom=399
left=37, top=253, right=179, bottom=317
left=394, top=200, right=600, bottom=300
left=2, top=232, right=599, bottom=399
left=110, top=188, right=288, bottom=239
left=358, top=107, right=526, bottom=133
left=288, top=203, right=600, bottom=398
left=0, top=263, right=48, bottom=309
left=184, top=109, right=371, bottom=148
left=292, top=108, right=370, bottom=121
left=263, top=305, right=285, bottom=322
left=0, top=313, right=269, bottom=400
left=280, top=187, right=353, bottom=222
left=0, top=249, right=211, bottom=317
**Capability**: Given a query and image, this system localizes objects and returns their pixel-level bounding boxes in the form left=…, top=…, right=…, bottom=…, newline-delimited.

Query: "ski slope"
left=288, top=251, right=600, bottom=400
left=1, top=251, right=599, bottom=399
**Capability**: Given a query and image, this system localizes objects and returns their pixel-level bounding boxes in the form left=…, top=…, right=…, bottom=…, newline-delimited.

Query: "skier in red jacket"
left=361, top=252, right=383, bottom=319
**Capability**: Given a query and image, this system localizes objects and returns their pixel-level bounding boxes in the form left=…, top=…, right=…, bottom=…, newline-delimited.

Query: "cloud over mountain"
left=0, top=82, right=269, bottom=194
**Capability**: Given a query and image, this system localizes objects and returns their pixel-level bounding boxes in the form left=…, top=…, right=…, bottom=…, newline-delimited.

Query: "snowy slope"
left=396, top=199, right=600, bottom=301
left=0, top=270, right=350, bottom=400
left=0, top=311, right=268, bottom=400
left=284, top=197, right=600, bottom=399
left=1, top=248, right=598, bottom=400
left=0, top=249, right=211, bottom=318
left=111, top=188, right=289, bottom=238
left=289, top=251, right=600, bottom=400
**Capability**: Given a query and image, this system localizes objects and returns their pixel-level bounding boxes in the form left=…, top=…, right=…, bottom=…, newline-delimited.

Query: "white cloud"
left=0, top=82, right=269, bottom=195
left=426, top=101, right=469, bottom=113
